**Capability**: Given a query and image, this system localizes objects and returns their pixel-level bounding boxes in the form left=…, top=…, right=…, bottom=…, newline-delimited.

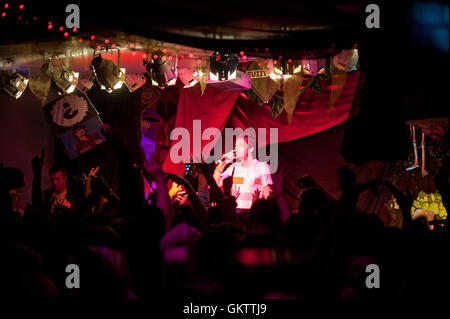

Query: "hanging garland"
left=244, top=74, right=323, bottom=119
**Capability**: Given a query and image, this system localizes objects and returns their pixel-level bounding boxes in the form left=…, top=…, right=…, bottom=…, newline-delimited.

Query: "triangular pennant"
left=246, top=60, right=280, bottom=103
left=199, top=65, right=209, bottom=95
left=28, top=72, right=51, bottom=106
left=282, top=73, right=304, bottom=124
left=328, top=57, right=348, bottom=116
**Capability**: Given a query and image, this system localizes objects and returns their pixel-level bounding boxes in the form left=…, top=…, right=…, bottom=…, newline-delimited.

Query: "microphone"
left=216, top=150, right=236, bottom=164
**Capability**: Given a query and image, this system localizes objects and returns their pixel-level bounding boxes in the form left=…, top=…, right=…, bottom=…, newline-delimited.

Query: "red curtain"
left=162, top=85, right=239, bottom=174
left=228, top=72, right=361, bottom=144
left=163, top=72, right=361, bottom=174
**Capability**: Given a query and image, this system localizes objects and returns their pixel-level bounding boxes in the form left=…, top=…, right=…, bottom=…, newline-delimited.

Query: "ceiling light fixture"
left=209, top=51, right=238, bottom=81
left=0, top=60, right=29, bottom=99
left=90, top=50, right=125, bottom=93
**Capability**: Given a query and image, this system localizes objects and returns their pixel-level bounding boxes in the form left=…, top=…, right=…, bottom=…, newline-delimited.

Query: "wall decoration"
left=43, top=89, right=106, bottom=159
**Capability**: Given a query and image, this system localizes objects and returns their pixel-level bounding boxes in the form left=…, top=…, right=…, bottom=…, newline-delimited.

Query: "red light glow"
left=64, top=32, right=69, bottom=37
left=19, top=4, right=24, bottom=10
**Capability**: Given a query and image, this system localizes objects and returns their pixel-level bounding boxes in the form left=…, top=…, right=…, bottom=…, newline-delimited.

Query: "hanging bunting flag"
left=301, top=57, right=326, bottom=76
left=199, top=65, right=209, bottom=95
left=125, top=73, right=147, bottom=91
left=328, top=48, right=359, bottom=115
left=246, top=60, right=280, bottom=103
left=282, top=73, right=304, bottom=124
left=77, top=77, right=95, bottom=94
left=332, top=48, right=359, bottom=72
left=43, top=89, right=106, bottom=159
left=28, top=71, right=51, bottom=106
left=178, top=67, right=200, bottom=88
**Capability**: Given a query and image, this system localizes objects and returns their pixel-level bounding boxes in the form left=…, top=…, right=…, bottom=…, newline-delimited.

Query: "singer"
left=213, top=134, right=273, bottom=210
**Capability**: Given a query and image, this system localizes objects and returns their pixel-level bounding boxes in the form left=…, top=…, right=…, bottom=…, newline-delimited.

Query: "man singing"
left=213, top=134, right=273, bottom=211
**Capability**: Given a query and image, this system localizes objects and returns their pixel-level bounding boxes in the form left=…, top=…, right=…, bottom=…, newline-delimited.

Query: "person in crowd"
left=213, top=134, right=273, bottom=212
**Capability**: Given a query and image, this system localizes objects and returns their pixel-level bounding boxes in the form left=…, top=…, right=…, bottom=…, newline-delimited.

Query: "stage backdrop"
left=161, top=71, right=390, bottom=222
left=163, top=72, right=361, bottom=174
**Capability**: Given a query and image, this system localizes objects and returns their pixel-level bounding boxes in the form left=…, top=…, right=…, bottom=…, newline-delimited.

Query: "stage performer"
left=213, top=134, right=273, bottom=211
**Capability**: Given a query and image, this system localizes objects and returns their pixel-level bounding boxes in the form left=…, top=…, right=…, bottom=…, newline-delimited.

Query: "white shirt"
left=220, top=159, right=273, bottom=209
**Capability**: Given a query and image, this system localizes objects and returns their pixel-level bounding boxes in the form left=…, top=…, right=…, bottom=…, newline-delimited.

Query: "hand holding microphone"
left=218, top=150, right=236, bottom=164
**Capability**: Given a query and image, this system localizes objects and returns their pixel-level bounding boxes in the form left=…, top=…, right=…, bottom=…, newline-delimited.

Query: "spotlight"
left=90, top=54, right=125, bottom=93
left=144, top=51, right=176, bottom=88
left=40, top=62, right=79, bottom=95
left=209, top=51, right=238, bottom=81
left=0, top=70, right=29, bottom=99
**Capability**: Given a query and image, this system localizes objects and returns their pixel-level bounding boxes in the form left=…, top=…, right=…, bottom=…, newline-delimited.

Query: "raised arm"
left=31, top=150, right=44, bottom=209
left=142, top=161, right=174, bottom=233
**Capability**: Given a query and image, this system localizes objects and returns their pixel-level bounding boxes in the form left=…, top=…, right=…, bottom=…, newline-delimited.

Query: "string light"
left=19, top=4, right=24, bottom=10
left=4, top=3, right=9, bottom=9
left=72, top=27, right=77, bottom=32
left=90, top=35, right=95, bottom=40
left=64, top=32, right=69, bottom=37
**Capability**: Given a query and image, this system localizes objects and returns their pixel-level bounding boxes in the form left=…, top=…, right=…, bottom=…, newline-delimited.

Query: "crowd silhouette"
left=1, top=139, right=449, bottom=299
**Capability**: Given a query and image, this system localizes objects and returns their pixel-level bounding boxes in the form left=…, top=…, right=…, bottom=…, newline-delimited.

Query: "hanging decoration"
left=332, top=48, right=359, bottom=72
left=28, top=71, right=52, bottom=106
left=328, top=57, right=347, bottom=116
left=199, top=57, right=210, bottom=95
left=282, top=73, right=304, bottom=123
left=246, top=59, right=280, bottom=104
left=43, top=89, right=106, bottom=159
left=125, top=73, right=147, bottom=91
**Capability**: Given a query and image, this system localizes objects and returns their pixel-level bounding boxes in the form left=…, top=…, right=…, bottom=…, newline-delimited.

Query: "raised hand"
left=81, top=166, right=100, bottom=196
left=81, top=166, right=99, bottom=183
left=32, top=149, right=44, bottom=174
left=143, top=159, right=164, bottom=181
left=272, top=167, right=288, bottom=195
left=252, top=188, right=261, bottom=203
left=223, top=176, right=233, bottom=197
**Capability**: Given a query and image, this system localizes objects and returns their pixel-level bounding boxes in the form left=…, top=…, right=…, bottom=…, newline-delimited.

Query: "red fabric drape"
left=163, top=72, right=360, bottom=175
left=162, top=85, right=239, bottom=175
left=229, top=72, right=361, bottom=144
